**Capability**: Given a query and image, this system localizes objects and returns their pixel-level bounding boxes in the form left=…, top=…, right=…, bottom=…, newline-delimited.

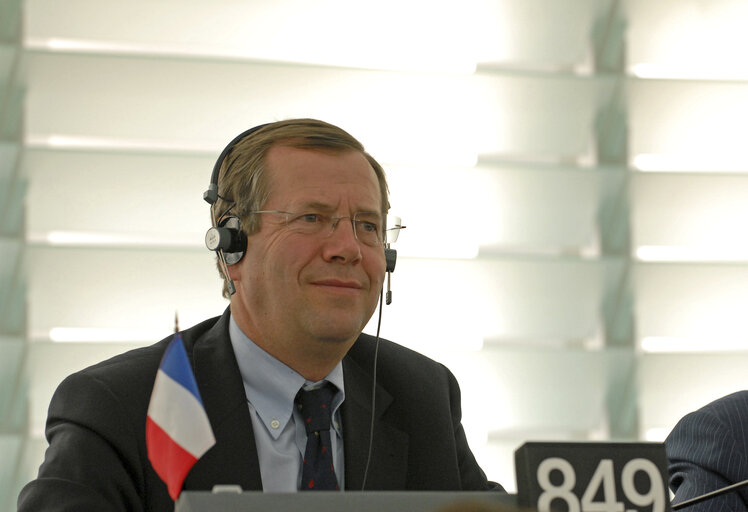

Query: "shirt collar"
left=228, top=315, right=345, bottom=438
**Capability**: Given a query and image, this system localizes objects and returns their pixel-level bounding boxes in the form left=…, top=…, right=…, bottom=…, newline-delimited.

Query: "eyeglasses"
left=247, top=210, right=404, bottom=247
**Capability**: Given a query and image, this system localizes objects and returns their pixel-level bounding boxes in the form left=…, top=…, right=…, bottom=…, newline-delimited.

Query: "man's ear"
left=226, top=255, right=243, bottom=282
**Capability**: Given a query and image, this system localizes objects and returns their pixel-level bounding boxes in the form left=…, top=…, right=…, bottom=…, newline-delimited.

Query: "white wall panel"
left=638, top=353, right=748, bottom=437
left=626, top=0, right=748, bottom=80
left=635, top=263, right=748, bottom=347
left=26, top=149, right=212, bottom=242
left=25, top=52, right=608, bottom=166
left=372, top=257, right=604, bottom=356
left=27, top=247, right=227, bottom=337
left=25, top=342, right=150, bottom=435
left=633, top=172, right=748, bottom=262
left=24, top=0, right=610, bottom=71
left=629, top=80, right=748, bottom=171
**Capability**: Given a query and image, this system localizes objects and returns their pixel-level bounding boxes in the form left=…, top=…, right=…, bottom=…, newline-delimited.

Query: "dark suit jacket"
left=665, top=390, right=748, bottom=511
left=18, top=309, right=500, bottom=511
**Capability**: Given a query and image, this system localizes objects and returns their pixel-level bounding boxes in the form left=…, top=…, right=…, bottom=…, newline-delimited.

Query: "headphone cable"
left=360, top=288, right=383, bottom=490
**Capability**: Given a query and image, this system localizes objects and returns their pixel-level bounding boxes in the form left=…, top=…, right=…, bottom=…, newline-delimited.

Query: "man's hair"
left=211, top=118, right=390, bottom=297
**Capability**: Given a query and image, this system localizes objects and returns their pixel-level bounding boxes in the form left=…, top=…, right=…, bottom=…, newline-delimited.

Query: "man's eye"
left=300, top=213, right=322, bottom=223
left=358, top=221, right=378, bottom=233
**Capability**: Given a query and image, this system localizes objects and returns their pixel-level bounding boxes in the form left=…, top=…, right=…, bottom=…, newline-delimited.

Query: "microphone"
left=385, top=272, right=393, bottom=305
left=671, top=478, right=748, bottom=510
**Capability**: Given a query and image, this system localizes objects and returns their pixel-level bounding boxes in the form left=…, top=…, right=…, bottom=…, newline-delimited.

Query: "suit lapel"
left=184, top=309, right=264, bottom=491
left=180, top=317, right=408, bottom=492
left=342, top=352, right=409, bottom=490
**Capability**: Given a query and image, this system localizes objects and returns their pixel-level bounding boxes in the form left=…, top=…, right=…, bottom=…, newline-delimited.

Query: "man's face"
left=229, top=144, right=386, bottom=364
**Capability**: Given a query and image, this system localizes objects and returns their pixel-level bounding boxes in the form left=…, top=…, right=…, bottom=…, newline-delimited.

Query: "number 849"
left=536, top=457, right=666, bottom=512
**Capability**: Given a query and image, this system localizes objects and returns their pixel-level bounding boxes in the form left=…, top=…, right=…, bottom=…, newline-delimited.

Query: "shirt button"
left=270, top=419, right=280, bottom=429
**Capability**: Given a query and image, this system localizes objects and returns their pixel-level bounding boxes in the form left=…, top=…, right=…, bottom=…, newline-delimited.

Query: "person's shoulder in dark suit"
left=665, top=390, right=748, bottom=511
left=16, top=315, right=222, bottom=512
left=347, top=334, right=503, bottom=491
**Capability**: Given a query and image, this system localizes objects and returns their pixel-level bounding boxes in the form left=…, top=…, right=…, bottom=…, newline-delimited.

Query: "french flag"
left=146, top=333, right=216, bottom=500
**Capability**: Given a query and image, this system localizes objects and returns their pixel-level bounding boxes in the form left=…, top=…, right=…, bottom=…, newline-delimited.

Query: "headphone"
left=203, top=123, right=397, bottom=296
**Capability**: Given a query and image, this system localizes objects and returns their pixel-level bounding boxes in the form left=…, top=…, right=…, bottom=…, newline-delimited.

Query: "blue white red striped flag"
left=146, top=332, right=215, bottom=500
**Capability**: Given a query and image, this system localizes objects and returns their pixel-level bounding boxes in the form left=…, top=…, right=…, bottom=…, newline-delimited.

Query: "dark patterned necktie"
left=296, top=383, right=340, bottom=490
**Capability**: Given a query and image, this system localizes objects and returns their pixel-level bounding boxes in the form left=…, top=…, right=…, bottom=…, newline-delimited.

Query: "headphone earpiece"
left=204, top=125, right=269, bottom=295
left=204, top=216, right=247, bottom=265
left=385, top=248, right=397, bottom=273
left=384, top=247, right=397, bottom=305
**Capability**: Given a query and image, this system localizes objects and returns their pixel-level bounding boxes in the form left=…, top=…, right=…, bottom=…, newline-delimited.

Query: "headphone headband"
left=203, top=123, right=269, bottom=205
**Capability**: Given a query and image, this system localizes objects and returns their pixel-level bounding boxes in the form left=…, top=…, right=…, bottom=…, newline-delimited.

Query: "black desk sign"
left=515, top=442, right=671, bottom=512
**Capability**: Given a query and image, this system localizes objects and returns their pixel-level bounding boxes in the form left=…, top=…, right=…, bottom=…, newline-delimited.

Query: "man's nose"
left=323, top=217, right=362, bottom=263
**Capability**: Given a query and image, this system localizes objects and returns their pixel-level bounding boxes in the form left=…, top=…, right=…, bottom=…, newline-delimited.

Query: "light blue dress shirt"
left=228, top=316, right=345, bottom=492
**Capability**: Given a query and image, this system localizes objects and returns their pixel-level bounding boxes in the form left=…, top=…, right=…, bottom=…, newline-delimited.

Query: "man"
left=18, top=119, right=500, bottom=511
left=665, top=390, right=748, bottom=511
